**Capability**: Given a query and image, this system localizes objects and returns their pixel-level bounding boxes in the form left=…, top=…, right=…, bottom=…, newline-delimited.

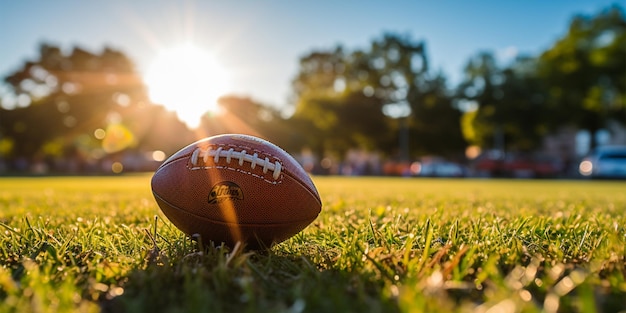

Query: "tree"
left=410, top=73, right=466, bottom=156
left=458, top=5, right=626, bottom=153
left=198, top=95, right=293, bottom=148
left=290, top=33, right=466, bottom=159
left=457, top=53, right=552, bottom=152
left=0, top=43, right=194, bottom=171
left=538, top=5, right=626, bottom=147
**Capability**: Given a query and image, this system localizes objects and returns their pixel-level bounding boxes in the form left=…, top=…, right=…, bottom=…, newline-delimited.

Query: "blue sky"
left=0, top=0, right=620, bottom=112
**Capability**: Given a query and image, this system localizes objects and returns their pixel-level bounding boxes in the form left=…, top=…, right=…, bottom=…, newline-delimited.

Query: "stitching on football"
left=187, top=143, right=285, bottom=184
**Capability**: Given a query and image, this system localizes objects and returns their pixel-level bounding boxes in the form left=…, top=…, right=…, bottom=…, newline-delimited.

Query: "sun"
left=144, top=44, right=231, bottom=128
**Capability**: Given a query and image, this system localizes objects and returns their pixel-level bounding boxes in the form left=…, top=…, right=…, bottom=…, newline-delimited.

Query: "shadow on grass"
left=100, top=241, right=400, bottom=313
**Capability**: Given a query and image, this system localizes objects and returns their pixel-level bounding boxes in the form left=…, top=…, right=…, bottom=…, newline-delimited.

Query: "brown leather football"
left=151, top=134, right=322, bottom=249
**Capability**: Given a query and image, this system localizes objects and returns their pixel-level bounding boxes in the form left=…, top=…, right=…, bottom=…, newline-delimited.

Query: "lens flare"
left=578, top=160, right=593, bottom=176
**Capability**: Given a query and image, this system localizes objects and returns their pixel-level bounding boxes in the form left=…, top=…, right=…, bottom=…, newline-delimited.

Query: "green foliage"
left=0, top=44, right=195, bottom=169
left=291, top=33, right=466, bottom=158
left=458, top=5, right=626, bottom=151
left=457, top=53, right=553, bottom=151
left=199, top=96, right=293, bottom=149
left=0, top=176, right=625, bottom=312
left=538, top=5, right=626, bottom=142
left=0, top=4, right=624, bottom=172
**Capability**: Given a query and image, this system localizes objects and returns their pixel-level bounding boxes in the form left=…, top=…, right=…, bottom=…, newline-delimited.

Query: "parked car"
left=411, top=157, right=466, bottom=177
left=579, top=145, right=626, bottom=179
left=472, top=151, right=563, bottom=178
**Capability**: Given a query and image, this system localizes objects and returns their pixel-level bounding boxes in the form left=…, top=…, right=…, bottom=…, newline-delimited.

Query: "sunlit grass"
left=0, top=176, right=624, bottom=312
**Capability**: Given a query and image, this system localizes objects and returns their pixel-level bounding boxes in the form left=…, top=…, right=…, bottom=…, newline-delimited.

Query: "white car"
left=411, top=158, right=466, bottom=177
left=579, top=145, right=626, bottom=179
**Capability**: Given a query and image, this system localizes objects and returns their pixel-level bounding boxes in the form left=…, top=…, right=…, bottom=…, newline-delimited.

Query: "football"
left=151, top=134, right=322, bottom=249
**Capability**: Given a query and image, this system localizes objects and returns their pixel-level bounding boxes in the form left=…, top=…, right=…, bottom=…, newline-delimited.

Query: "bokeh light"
left=152, top=150, right=166, bottom=162
left=578, top=160, right=593, bottom=176
left=102, top=124, right=135, bottom=154
left=94, top=128, right=106, bottom=140
left=111, top=162, right=124, bottom=173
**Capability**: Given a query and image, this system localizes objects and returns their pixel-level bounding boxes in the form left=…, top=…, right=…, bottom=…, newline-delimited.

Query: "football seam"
left=159, top=142, right=321, bottom=205
left=187, top=144, right=285, bottom=185
left=198, top=164, right=284, bottom=185
left=157, top=153, right=191, bottom=171
left=160, top=156, right=321, bottom=206
left=152, top=192, right=319, bottom=227
left=190, top=144, right=283, bottom=180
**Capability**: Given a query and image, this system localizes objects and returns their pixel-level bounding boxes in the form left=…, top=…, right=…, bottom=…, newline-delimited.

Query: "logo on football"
left=151, top=134, right=322, bottom=249
left=208, top=182, right=244, bottom=204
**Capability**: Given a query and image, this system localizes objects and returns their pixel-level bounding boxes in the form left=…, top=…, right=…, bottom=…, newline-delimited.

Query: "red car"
left=473, top=151, right=563, bottom=178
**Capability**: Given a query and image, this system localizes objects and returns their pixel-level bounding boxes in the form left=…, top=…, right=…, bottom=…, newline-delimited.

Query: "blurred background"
left=0, top=1, right=624, bottom=178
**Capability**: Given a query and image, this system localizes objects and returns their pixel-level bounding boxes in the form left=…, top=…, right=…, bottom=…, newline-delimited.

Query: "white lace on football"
left=190, top=147, right=282, bottom=180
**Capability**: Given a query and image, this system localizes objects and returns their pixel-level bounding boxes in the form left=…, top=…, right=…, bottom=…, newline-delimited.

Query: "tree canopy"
left=0, top=5, right=623, bottom=173
left=538, top=5, right=626, bottom=146
left=290, top=33, right=466, bottom=159
left=0, top=44, right=194, bottom=172
left=456, top=5, right=625, bottom=152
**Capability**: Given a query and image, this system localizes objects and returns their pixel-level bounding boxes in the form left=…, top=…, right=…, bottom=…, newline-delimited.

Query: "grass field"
left=0, top=175, right=625, bottom=312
